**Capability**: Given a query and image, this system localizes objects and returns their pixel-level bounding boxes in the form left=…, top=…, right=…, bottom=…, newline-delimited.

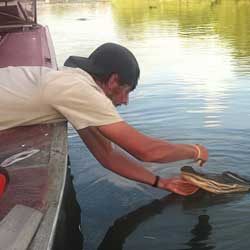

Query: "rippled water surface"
left=38, top=1, right=250, bottom=249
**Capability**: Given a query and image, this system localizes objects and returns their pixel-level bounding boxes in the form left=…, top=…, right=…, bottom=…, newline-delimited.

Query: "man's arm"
left=77, top=123, right=207, bottom=195
left=78, top=126, right=158, bottom=186
left=96, top=121, right=208, bottom=164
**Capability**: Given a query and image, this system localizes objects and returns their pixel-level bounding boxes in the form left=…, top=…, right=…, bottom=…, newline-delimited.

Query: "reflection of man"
left=0, top=43, right=208, bottom=195
left=98, top=194, right=180, bottom=250
left=186, top=214, right=214, bottom=250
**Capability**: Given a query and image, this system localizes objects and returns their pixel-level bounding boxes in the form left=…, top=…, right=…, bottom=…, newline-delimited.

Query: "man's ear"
left=107, top=73, right=119, bottom=90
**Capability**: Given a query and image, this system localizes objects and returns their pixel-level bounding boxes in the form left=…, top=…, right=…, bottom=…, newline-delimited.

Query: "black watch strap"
left=152, top=175, right=160, bottom=187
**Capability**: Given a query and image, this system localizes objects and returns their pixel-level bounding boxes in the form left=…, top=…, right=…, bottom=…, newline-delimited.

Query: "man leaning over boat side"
left=0, top=43, right=208, bottom=196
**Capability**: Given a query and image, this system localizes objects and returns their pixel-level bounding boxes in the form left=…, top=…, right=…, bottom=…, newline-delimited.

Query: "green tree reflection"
left=111, top=0, right=250, bottom=59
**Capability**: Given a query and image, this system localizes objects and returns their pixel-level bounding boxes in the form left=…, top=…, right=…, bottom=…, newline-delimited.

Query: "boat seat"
left=0, top=204, right=43, bottom=250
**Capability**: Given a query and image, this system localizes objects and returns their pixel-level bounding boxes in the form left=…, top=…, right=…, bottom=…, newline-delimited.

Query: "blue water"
left=38, top=1, right=250, bottom=249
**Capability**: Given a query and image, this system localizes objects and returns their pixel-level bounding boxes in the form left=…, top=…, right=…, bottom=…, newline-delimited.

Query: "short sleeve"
left=42, top=69, right=123, bottom=130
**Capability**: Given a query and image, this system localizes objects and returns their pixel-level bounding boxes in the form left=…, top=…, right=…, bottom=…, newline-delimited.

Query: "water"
left=38, top=1, right=250, bottom=249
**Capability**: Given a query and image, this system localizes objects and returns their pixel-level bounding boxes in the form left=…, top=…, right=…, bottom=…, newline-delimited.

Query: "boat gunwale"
left=28, top=122, right=68, bottom=250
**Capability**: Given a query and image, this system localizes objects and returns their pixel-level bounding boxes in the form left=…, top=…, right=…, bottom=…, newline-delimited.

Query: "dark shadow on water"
left=98, top=190, right=245, bottom=250
left=182, top=214, right=214, bottom=250
left=97, top=193, right=182, bottom=250
left=53, top=161, right=83, bottom=250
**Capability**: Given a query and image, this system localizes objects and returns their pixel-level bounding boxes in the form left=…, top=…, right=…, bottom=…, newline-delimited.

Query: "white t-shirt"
left=0, top=66, right=122, bottom=130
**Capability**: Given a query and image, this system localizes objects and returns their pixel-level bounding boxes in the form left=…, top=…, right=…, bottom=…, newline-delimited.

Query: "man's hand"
left=158, top=176, right=199, bottom=196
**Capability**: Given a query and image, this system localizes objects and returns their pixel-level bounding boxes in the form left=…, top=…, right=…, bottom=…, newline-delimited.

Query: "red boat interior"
left=0, top=28, right=54, bottom=67
left=0, top=124, right=53, bottom=220
left=0, top=0, right=55, bottom=68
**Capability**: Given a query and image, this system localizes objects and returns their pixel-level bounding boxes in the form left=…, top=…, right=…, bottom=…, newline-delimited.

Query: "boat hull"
left=0, top=18, right=78, bottom=249
left=0, top=25, right=57, bottom=68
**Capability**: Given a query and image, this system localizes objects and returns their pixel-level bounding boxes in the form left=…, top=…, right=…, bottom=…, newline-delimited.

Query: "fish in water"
left=0, top=149, right=40, bottom=168
left=181, top=166, right=250, bottom=194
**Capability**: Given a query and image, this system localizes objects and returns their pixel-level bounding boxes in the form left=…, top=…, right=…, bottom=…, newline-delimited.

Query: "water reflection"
left=97, top=191, right=244, bottom=250
left=97, top=194, right=181, bottom=250
left=111, top=0, right=250, bottom=129
left=38, top=0, right=250, bottom=129
left=111, top=0, right=250, bottom=60
left=184, top=215, right=214, bottom=250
